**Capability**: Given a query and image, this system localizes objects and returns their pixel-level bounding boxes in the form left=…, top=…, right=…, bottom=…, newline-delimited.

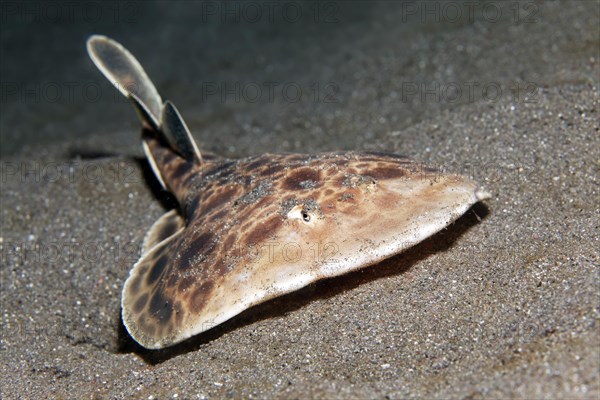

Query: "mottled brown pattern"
left=122, top=144, right=482, bottom=348
left=133, top=293, right=148, bottom=313
left=146, top=254, right=167, bottom=284
left=244, top=214, right=284, bottom=246
left=177, top=232, right=214, bottom=270
left=177, top=275, right=195, bottom=292
left=190, top=281, right=215, bottom=311
left=88, top=35, right=488, bottom=349
left=368, top=166, right=407, bottom=180
left=201, top=187, right=238, bottom=215
left=126, top=138, right=492, bottom=346
left=282, top=167, right=322, bottom=190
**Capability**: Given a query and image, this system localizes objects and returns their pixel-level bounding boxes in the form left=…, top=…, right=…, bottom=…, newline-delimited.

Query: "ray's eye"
left=301, top=210, right=311, bottom=222
left=286, top=204, right=314, bottom=223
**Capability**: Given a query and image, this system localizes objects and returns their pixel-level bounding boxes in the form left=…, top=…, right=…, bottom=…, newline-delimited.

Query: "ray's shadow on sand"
left=111, top=158, right=491, bottom=363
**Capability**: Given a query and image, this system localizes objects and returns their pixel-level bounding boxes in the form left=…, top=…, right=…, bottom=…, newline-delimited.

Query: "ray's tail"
left=86, top=35, right=202, bottom=198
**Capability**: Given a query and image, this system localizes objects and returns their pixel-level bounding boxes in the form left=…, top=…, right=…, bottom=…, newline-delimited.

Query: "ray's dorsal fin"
left=161, top=101, right=203, bottom=164
left=87, top=35, right=162, bottom=129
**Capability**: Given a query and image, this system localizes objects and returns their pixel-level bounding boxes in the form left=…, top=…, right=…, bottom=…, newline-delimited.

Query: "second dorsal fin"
left=161, top=101, right=203, bottom=164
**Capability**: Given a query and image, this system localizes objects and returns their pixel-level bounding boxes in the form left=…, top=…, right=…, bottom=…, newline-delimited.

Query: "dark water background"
left=2, top=0, right=596, bottom=158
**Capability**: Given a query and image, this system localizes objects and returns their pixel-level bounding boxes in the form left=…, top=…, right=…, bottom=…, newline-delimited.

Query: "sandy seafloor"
left=1, top=1, right=599, bottom=398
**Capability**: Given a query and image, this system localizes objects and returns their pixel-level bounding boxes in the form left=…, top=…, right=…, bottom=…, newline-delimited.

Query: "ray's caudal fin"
left=87, top=35, right=491, bottom=350
left=87, top=35, right=203, bottom=194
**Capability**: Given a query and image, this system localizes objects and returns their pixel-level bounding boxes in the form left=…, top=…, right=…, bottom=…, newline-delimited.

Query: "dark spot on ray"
left=147, top=255, right=168, bottom=285
left=161, top=221, right=177, bottom=237
left=210, top=209, right=228, bottom=222
left=167, top=274, right=178, bottom=288
left=133, top=293, right=149, bottom=313
left=181, top=172, right=198, bottom=189
left=260, top=164, right=285, bottom=177
left=245, top=215, right=283, bottom=246
left=282, top=168, right=321, bottom=190
left=159, top=150, right=177, bottom=165
left=254, top=195, right=273, bottom=210
left=190, top=281, right=215, bottom=311
left=171, top=160, right=193, bottom=179
left=324, top=167, right=341, bottom=177
left=178, top=276, right=195, bottom=292
left=368, top=166, right=407, bottom=180
left=203, top=160, right=236, bottom=177
left=201, top=187, right=238, bottom=214
left=245, top=157, right=270, bottom=172
left=149, top=291, right=172, bottom=322
left=179, top=233, right=214, bottom=270
left=153, top=220, right=181, bottom=246
left=214, top=259, right=230, bottom=277
left=216, top=176, right=231, bottom=187
left=236, top=194, right=275, bottom=224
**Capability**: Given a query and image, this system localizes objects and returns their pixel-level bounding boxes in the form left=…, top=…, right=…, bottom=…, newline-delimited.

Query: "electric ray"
left=87, top=35, right=491, bottom=349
